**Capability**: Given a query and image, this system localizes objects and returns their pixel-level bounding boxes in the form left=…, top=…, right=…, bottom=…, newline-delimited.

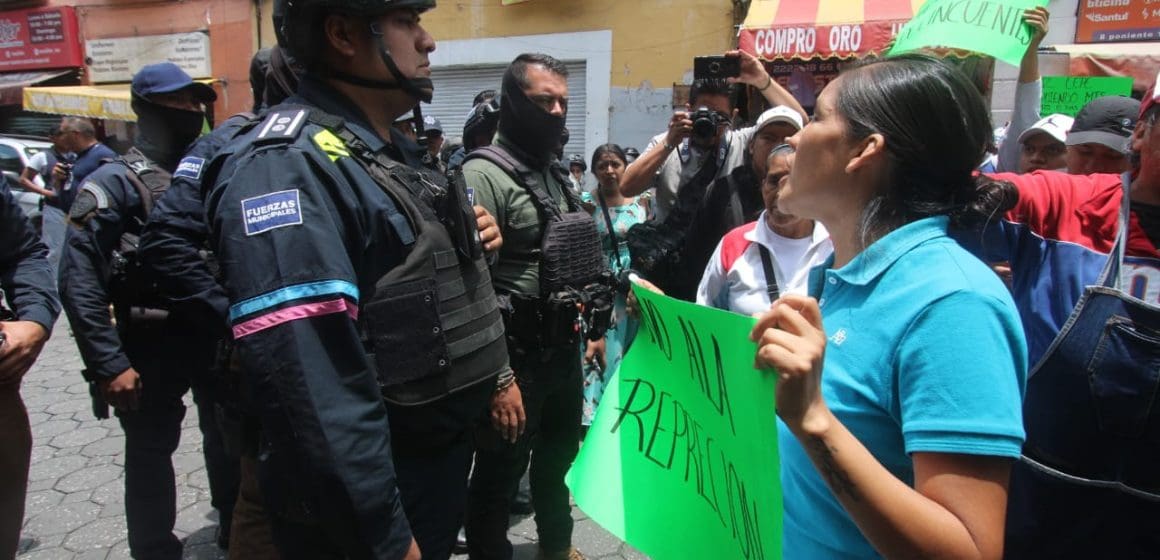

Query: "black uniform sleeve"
left=0, top=179, right=59, bottom=330
left=207, top=142, right=412, bottom=559
left=58, top=171, right=136, bottom=380
left=140, top=151, right=230, bottom=334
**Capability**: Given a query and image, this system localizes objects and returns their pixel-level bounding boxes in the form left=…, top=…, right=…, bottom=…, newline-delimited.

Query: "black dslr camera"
left=690, top=106, right=727, bottom=139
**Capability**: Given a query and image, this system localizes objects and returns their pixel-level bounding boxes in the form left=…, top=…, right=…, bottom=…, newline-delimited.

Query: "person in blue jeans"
left=18, top=127, right=73, bottom=276
left=976, top=80, right=1160, bottom=558
left=750, top=54, right=1027, bottom=559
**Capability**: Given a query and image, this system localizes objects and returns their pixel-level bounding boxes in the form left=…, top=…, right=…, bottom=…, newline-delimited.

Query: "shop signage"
left=86, top=32, right=211, bottom=83
left=743, top=21, right=907, bottom=60
left=1077, top=0, right=1160, bottom=43
left=0, top=7, right=83, bottom=72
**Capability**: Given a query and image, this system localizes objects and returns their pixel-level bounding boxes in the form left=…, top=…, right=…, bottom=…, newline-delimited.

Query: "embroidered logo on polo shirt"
left=241, top=189, right=302, bottom=236
left=174, top=156, right=205, bottom=180
left=829, top=328, right=848, bottom=346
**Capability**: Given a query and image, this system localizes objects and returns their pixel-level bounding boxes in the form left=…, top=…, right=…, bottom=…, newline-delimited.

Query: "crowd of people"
left=0, top=1, right=1157, bottom=559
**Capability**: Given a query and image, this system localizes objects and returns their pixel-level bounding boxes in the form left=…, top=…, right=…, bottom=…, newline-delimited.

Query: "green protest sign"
left=888, top=0, right=1049, bottom=67
left=1041, top=76, right=1134, bottom=117
left=565, top=287, right=781, bottom=560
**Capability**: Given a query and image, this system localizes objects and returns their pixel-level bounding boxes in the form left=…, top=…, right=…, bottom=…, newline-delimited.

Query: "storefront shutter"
left=427, top=60, right=588, bottom=161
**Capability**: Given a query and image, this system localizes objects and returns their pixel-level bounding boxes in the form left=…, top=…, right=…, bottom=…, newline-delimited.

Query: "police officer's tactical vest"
left=289, top=110, right=509, bottom=406
left=464, top=145, right=606, bottom=294
left=79, top=148, right=172, bottom=315
left=463, top=145, right=614, bottom=349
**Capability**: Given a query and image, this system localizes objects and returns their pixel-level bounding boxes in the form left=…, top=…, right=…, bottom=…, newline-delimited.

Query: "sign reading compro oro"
left=566, top=287, right=782, bottom=560
left=86, top=32, right=211, bottom=84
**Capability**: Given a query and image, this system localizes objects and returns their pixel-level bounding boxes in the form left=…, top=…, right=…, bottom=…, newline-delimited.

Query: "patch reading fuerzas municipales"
left=242, top=189, right=303, bottom=236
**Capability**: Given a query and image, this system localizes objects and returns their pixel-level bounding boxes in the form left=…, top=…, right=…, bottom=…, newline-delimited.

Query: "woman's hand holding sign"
left=749, top=294, right=829, bottom=434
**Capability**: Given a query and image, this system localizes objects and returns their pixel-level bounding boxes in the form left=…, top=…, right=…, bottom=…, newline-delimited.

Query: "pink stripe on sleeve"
left=232, top=298, right=359, bottom=339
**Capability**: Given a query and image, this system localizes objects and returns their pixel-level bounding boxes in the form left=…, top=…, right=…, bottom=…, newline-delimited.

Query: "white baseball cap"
left=755, top=105, right=804, bottom=133
left=1017, top=114, right=1074, bottom=145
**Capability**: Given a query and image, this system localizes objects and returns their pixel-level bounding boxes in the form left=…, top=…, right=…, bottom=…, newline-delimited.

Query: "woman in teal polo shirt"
left=751, top=54, right=1028, bottom=558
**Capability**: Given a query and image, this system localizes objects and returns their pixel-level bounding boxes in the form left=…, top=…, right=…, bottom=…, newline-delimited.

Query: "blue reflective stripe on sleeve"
left=228, top=279, right=360, bottom=322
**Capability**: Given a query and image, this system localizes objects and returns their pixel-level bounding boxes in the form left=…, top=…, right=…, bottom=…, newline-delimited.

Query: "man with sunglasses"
left=619, top=50, right=806, bottom=222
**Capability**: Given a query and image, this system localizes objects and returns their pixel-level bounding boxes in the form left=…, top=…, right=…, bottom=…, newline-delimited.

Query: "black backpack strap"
left=304, top=111, right=419, bottom=247
left=465, top=145, right=563, bottom=222
left=757, top=244, right=781, bottom=303
left=117, top=149, right=170, bottom=218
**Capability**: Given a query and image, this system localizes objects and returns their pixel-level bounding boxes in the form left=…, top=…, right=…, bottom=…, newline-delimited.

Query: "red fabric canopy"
left=739, top=0, right=924, bottom=61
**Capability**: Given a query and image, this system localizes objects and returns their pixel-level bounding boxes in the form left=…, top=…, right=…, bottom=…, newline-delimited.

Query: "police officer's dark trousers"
left=117, top=321, right=187, bottom=560
left=466, top=344, right=583, bottom=560
left=388, top=377, right=495, bottom=560
left=0, top=384, right=32, bottom=558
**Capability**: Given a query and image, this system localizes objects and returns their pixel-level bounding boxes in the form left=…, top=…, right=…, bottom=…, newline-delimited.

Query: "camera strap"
left=678, top=131, right=731, bottom=170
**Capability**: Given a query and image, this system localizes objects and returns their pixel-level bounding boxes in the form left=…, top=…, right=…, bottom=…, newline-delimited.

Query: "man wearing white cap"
left=620, top=50, right=807, bottom=221
left=669, top=105, right=804, bottom=300
left=1017, top=114, right=1073, bottom=173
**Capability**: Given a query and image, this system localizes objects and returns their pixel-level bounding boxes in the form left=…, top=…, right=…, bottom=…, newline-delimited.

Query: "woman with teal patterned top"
left=581, top=144, right=647, bottom=425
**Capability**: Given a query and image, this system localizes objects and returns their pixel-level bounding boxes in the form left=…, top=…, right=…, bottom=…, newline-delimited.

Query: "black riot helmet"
left=567, top=153, right=586, bottom=172
left=277, top=0, right=436, bottom=102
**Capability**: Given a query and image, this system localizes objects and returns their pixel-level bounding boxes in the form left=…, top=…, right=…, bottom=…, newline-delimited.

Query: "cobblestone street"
left=16, top=321, right=645, bottom=560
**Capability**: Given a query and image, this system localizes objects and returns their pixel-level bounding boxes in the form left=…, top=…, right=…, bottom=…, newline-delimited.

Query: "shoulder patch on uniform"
left=241, top=189, right=303, bottom=236
left=174, top=156, right=205, bottom=180
left=79, top=181, right=110, bottom=209
left=256, top=109, right=308, bottom=140
left=312, top=129, right=350, bottom=162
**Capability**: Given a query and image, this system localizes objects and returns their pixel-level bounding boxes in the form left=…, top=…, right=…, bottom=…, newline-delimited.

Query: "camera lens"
left=691, top=107, right=718, bottom=139
left=709, top=61, right=721, bottom=74
left=692, top=116, right=715, bottom=138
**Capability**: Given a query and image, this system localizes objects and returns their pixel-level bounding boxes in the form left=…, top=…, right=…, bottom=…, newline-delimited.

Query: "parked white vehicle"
left=0, top=135, right=53, bottom=226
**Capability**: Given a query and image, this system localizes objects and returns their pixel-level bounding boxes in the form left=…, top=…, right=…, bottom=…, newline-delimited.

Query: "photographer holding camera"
left=619, top=50, right=806, bottom=221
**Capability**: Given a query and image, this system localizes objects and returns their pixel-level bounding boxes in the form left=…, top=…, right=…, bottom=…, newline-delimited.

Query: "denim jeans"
left=1006, top=285, right=1160, bottom=558
left=40, top=205, right=66, bottom=278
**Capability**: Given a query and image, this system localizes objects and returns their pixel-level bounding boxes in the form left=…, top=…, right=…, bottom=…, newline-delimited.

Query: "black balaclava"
left=497, top=64, right=566, bottom=164
left=131, top=95, right=204, bottom=172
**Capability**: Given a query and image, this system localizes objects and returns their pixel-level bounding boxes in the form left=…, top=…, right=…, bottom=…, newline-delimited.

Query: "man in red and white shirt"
left=696, top=144, right=831, bottom=316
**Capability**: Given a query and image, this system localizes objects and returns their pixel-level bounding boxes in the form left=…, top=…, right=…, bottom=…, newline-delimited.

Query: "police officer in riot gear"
left=58, top=62, right=219, bottom=560
left=463, top=53, right=611, bottom=560
left=138, top=47, right=303, bottom=555
left=203, top=0, right=514, bottom=558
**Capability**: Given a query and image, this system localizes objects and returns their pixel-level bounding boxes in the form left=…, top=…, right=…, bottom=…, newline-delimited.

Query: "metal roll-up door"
left=427, top=60, right=588, bottom=160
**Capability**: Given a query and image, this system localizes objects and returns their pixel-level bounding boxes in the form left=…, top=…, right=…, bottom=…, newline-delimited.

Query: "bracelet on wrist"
left=495, top=373, right=516, bottom=393
left=759, top=75, right=774, bottom=91
left=663, top=141, right=677, bottom=152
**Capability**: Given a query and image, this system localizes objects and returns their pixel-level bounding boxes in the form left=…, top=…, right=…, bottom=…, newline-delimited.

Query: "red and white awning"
left=739, top=0, right=927, bottom=61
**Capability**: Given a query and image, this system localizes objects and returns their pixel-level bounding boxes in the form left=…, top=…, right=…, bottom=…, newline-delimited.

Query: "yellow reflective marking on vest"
left=312, top=129, right=349, bottom=162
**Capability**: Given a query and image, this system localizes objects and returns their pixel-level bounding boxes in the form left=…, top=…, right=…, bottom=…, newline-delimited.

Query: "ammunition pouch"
left=500, top=276, right=615, bottom=353
left=540, top=211, right=605, bottom=294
